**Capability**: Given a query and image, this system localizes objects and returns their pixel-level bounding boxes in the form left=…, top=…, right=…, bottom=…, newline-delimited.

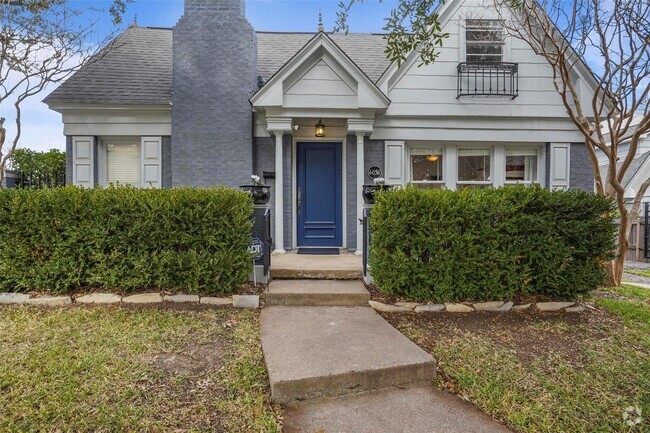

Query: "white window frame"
left=408, top=146, right=445, bottom=188
left=504, top=148, right=541, bottom=185
left=464, top=19, right=506, bottom=64
left=99, top=136, right=143, bottom=188
left=457, top=147, right=493, bottom=187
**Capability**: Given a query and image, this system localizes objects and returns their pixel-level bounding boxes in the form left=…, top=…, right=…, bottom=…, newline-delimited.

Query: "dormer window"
left=465, top=19, right=504, bottom=63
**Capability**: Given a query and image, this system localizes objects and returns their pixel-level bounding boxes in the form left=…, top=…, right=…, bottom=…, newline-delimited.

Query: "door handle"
left=297, top=186, right=301, bottom=215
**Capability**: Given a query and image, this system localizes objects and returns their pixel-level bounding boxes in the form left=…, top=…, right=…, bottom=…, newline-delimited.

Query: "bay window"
left=457, top=148, right=491, bottom=188
left=410, top=148, right=444, bottom=189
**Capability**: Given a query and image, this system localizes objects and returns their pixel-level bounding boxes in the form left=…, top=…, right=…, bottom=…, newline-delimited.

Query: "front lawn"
left=0, top=305, right=281, bottom=432
left=624, top=268, right=650, bottom=278
left=384, top=286, right=650, bottom=433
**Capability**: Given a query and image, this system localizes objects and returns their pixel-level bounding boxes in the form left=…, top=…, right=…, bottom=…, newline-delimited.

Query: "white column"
left=356, top=132, right=365, bottom=255
left=273, top=132, right=285, bottom=254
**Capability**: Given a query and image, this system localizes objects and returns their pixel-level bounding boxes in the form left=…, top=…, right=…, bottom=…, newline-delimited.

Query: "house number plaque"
left=368, top=166, right=382, bottom=179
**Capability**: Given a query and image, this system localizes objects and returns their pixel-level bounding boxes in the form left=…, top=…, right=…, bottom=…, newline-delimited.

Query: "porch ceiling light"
left=315, top=118, right=326, bottom=137
left=427, top=154, right=439, bottom=162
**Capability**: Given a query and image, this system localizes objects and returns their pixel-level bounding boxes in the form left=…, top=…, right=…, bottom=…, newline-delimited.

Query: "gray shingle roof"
left=44, top=27, right=390, bottom=106
left=44, top=27, right=173, bottom=105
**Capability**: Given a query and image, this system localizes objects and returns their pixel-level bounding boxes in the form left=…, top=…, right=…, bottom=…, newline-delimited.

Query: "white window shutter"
left=141, top=136, right=162, bottom=188
left=550, top=143, right=570, bottom=190
left=385, top=141, right=405, bottom=185
left=72, top=136, right=94, bottom=188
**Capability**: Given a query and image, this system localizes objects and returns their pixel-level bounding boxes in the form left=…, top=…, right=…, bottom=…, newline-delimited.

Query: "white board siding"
left=286, top=60, right=357, bottom=97
left=72, top=136, right=94, bottom=188
left=382, top=0, right=595, bottom=123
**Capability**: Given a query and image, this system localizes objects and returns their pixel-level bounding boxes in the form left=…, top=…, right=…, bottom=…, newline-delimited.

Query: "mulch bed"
left=382, top=306, right=619, bottom=366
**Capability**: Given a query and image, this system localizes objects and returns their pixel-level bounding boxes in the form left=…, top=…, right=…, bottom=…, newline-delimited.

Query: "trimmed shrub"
left=370, top=185, right=616, bottom=302
left=0, top=186, right=253, bottom=294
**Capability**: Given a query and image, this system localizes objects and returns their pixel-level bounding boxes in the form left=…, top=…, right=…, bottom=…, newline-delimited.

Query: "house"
left=598, top=115, right=650, bottom=209
left=44, top=0, right=598, bottom=254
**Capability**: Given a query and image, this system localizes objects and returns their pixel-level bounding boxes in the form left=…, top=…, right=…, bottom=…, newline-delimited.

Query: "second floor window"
left=466, top=19, right=504, bottom=63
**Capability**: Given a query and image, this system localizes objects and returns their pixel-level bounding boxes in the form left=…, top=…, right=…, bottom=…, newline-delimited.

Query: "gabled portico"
left=251, top=32, right=389, bottom=254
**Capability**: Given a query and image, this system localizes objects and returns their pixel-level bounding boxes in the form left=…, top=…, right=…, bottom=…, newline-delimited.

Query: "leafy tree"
left=0, top=0, right=131, bottom=187
left=10, top=148, right=66, bottom=187
left=337, top=0, right=649, bottom=285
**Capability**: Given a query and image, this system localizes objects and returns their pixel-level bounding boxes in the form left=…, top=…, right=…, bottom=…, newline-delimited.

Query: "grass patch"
left=606, top=283, right=650, bottom=302
left=0, top=305, right=280, bottom=432
left=624, top=269, right=650, bottom=278
left=385, top=294, right=650, bottom=433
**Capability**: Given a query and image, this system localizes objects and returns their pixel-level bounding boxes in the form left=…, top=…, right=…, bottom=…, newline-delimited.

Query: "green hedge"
left=370, top=185, right=616, bottom=302
left=0, top=186, right=253, bottom=294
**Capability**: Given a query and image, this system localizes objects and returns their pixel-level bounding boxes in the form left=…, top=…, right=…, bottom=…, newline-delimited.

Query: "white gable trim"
left=250, top=32, right=390, bottom=110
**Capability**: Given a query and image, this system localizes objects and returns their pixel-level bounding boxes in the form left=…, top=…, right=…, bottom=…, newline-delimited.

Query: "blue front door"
left=297, top=142, right=343, bottom=247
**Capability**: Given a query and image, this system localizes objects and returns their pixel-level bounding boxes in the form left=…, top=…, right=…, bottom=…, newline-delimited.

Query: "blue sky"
left=5, top=0, right=399, bottom=152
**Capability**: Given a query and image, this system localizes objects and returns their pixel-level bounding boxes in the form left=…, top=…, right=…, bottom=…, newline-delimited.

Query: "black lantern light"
left=315, top=118, right=326, bottom=137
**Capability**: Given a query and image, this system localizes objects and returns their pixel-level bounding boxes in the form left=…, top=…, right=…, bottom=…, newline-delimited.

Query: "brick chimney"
left=172, top=0, right=257, bottom=188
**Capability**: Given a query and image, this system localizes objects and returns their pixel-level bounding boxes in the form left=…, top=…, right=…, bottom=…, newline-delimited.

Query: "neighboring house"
left=1, top=170, right=20, bottom=189
left=44, top=0, right=598, bottom=253
left=597, top=115, right=650, bottom=210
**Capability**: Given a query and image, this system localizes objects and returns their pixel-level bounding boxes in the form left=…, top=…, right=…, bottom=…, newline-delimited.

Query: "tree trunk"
left=608, top=211, right=631, bottom=287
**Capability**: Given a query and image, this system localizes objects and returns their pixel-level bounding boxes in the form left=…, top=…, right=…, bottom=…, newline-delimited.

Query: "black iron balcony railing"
left=457, top=62, right=519, bottom=99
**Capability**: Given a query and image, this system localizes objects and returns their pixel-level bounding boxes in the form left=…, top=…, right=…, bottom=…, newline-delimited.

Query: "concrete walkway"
left=283, top=383, right=512, bottom=433
left=260, top=279, right=513, bottom=432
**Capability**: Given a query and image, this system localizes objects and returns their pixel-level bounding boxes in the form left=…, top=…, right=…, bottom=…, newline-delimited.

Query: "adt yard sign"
left=249, top=238, right=263, bottom=261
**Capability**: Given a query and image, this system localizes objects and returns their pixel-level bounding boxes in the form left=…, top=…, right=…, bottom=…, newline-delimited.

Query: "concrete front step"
left=270, top=252, right=363, bottom=280
left=260, top=306, right=436, bottom=404
left=270, top=268, right=363, bottom=279
left=283, top=383, right=513, bottom=433
left=263, top=280, right=370, bottom=306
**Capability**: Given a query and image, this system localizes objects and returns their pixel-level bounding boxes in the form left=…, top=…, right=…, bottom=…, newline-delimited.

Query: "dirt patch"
left=383, top=306, right=621, bottom=367
left=155, top=340, right=226, bottom=376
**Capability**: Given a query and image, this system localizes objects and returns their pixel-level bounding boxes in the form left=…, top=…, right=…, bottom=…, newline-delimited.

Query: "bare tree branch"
left=0, top=0, right=131, bottom=186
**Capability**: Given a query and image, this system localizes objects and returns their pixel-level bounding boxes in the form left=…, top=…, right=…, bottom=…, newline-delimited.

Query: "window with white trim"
left=107, top=143, right=141, bottom=186
left=465, top=19, right=504, bottom=63
left=458, top=148, right=491, bottom=188
left=410, top=147, right=444, bottom=189
left=505, top=149, right=538, bottom=183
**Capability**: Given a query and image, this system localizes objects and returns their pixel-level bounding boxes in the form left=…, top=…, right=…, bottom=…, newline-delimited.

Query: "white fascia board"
left=48, top=103, right=171, bottom=113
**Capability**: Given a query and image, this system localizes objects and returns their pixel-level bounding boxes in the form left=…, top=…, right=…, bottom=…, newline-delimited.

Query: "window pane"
left=411, top=153, right=443, bottom=182
left=506, top=155, right=537, bottom=181
left=466, top=44, right=503, bottom=55
left=466, top=19, right=503, bottom=63
left=458, top=152, right=490, bottom=182
left=107, top=143, right=140, bottom=186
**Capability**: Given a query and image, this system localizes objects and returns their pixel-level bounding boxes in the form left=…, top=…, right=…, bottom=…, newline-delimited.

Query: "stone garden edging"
left=0, top=292, right=260, bottom=309
left=369, top=300, right=590, bottom=314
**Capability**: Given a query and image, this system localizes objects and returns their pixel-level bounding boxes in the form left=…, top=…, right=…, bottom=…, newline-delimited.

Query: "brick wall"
left=570, top=142, right=595, bottom=192
left=171, top=0, right=257, bottom=188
